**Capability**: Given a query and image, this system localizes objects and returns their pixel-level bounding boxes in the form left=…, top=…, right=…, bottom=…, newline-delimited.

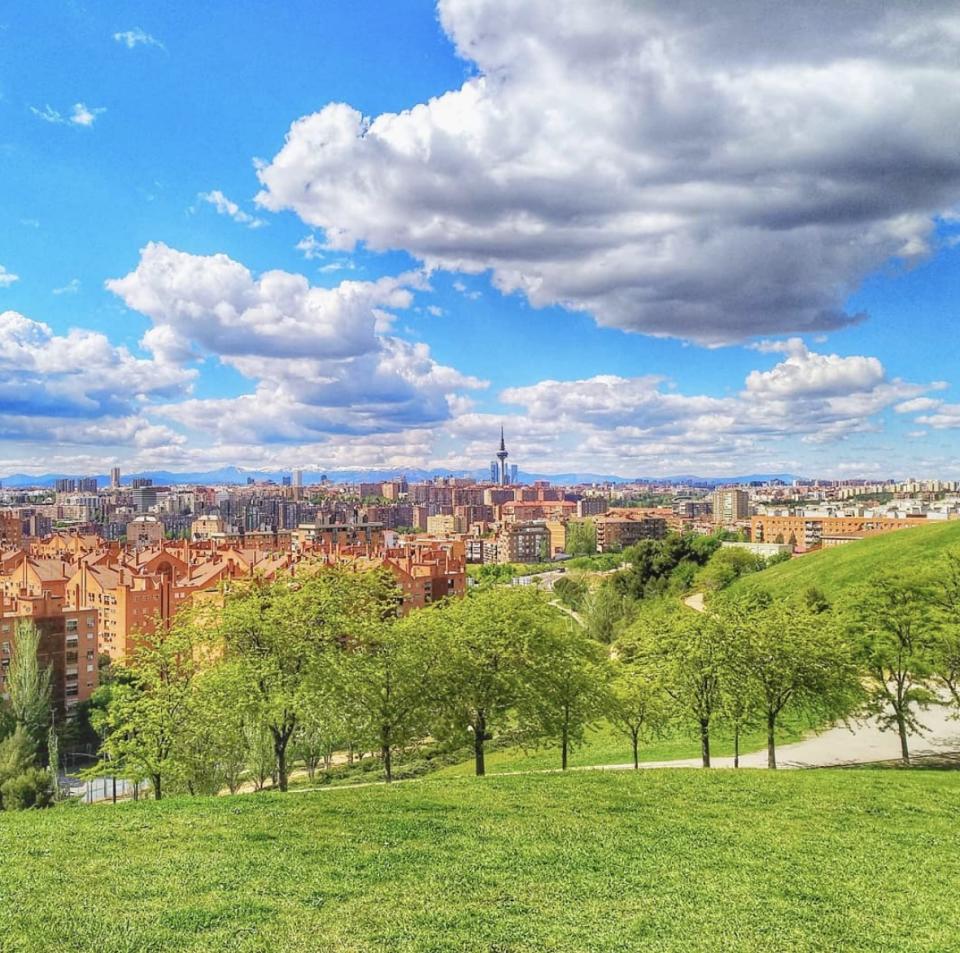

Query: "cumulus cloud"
left=255, top=0, right=960, bottom=343
left=197, top=190, right=265, bottom=229
left=491, top=342, right=936, bottom=472
left=108, top=242, right=417, bottom=361
left=0, top=310, right=193, bottom=447
left=106, top=244, right=487, bottom=443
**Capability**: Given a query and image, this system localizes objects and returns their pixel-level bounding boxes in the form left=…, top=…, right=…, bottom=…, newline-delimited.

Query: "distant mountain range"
left=0, top=465, right=801, bottom=489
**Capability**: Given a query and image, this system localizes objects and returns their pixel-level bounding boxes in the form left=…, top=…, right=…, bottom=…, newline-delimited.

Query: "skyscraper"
left=110, top=467, right=121, bottom=488
left=490, top=461, right=499, bottom=483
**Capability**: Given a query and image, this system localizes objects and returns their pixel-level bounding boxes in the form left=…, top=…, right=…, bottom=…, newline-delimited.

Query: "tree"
left=94, top=605, right=207, bottom=799
left=848, top=575, right=939, bottom=765
left=553, top=575, right=589, bottom=612
left=428, top=587, right=558, bottom=776
left=7, top=621, right=52, bottom=751
left=622, top=603, right=721, bottom=767
left=607, top=661, right=669, bottom=769
left=715, top=591, right=858, bottom=768
left=583, top=581, right=633, bottom=644
left=520, top=619, right=609, bottom=769
left=931, top=550, right=960, bottom=711
left=219, top=568, right=399, bottom=791
left=565, top=520, right=597, bottom=556
left=334, top=613, right=439, bottom=782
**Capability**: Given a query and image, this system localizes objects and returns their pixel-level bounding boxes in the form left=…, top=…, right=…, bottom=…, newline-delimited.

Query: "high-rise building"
left=490, top=461, right=499, bottom=483
left=712, top=489, right=750, bottom=525
left=510, top=464, right=518, bottom=484
left=131, top=477, right=153, bottom=490
left=110, top=467, right=121, bottom=488
left=132, top=486, right=159, bottom=513
left=54, top=478, right=77, bottom=494
left=78, top=477, right=98, bottom=493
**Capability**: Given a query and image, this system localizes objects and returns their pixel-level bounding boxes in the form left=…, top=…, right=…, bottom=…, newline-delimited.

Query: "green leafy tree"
left=94, top=607, right=206, bottom=799
left=848, top=575, right=939, bottom=765
left=428, top=587, right=558, bottom=776
left=7, top=621, right=52, bottom=751
left=335, top=613, right=439, bottom=782
left=565, top=520, right=597, bottom=556
left=622, top=603, right=721, bottom=767
left=607, top=661, right=670, bottom=769
left=716, top=591, right=858, bottom=768
left=583, top=581, right=633, bottom=644
left=520, top=620, right=609, bottom=769
left=931, top=550, right=960, bottom=711
left=219, top=568, right=398, bottom=791
left=553, top=575, right=588, bottom=611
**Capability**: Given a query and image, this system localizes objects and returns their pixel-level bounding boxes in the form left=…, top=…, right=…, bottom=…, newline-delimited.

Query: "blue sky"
left=2, top=0, right=960, bottom=479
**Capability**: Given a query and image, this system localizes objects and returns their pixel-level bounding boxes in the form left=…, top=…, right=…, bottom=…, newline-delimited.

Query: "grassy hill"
left=733, top=520, right=960, bottom=598
left=2, top=770, right=960, bottom=951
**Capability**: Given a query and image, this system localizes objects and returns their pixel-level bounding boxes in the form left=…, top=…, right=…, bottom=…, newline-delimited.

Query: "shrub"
left=1, top=767, right=55, bottom=811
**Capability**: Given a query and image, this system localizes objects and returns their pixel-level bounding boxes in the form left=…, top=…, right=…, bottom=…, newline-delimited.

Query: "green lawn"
left=735, top=520, right=960, bottom=598
left=433, top=718, right=808, bottom=777
left=1, top=770, right=958, bottom=951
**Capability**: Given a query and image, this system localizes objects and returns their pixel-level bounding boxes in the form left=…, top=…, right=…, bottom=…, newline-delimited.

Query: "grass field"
left=1, top=770, right=958, bottom=951
left=733, top=520, right=960, bottom=598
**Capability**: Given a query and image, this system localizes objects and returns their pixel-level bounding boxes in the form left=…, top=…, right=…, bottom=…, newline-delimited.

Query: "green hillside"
left=734, top=520, right=960, bottom=598
left=2, top=770, right=960, bottom=952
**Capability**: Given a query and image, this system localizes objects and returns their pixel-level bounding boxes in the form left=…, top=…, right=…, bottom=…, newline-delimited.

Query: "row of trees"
left=93, top=573, right=617, bottom=796
left=77, top=549, right=960, bottom=800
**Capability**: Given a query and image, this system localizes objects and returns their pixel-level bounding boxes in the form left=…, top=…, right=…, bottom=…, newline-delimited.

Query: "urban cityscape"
left=3, top=1, right=960, bottom=951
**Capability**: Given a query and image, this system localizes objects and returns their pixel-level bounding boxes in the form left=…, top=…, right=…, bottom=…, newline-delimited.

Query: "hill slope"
left=1, top=770, right=959, bottom=951
left=735, top=520, right=960, bottom=598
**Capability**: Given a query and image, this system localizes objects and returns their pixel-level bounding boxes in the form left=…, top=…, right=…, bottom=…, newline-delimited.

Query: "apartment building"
left=712, top=489, right=750, bottom=525
left=594, top=511, right=668, bottom=552
left=751, top=514, right=931, bottom=552
left=0, top=592, right=98, bottom=718
left=497, top=522, right=551, bottom=563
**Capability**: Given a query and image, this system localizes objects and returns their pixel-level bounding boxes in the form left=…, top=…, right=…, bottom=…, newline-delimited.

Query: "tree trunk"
left=767, top=710, right=777, bottom=770
left=734, top=723, right=740, bottom=769
left=273, top=730, right=290, bottom=792
left=700, top=718, right=711, bottom=768
left=561, top=725, right=569, bottom=770
left=382, top=742, right=393, bottom=782
left=152, top=774, right=162, bottom=801
left=631, top=730, right=639, bottom=771
left=897, top=708, right=911, bottom=765
left=474, top=712, right=486, bottom=777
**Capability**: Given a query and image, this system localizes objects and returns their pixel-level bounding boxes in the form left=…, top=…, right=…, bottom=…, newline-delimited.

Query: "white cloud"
left=295, top=234, right=326, bottom=260
left=69, top=103, right=105, bottom=127
left=895, top=397, right=943, bottom=414
left=52, top=278, right=80, bottom=295
left=31, top=102, right=105, bottom=127
left=0, top=310, right=194, bottom=447
left=106, top=244, right=486, bottom=444
left=197, top=190, right=265, bottom=229
left=0, top=266, right=18, bottom=288
left=113, top=28, right=164, bottom=51
left=255, top=0, right=960, bottom=344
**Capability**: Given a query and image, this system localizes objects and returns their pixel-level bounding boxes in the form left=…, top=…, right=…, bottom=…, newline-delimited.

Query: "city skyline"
left=4, top=1, right=960, bottom=480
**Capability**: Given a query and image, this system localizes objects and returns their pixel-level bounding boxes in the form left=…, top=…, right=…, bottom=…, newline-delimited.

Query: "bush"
left=1, top=767, right=55, bottom=811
